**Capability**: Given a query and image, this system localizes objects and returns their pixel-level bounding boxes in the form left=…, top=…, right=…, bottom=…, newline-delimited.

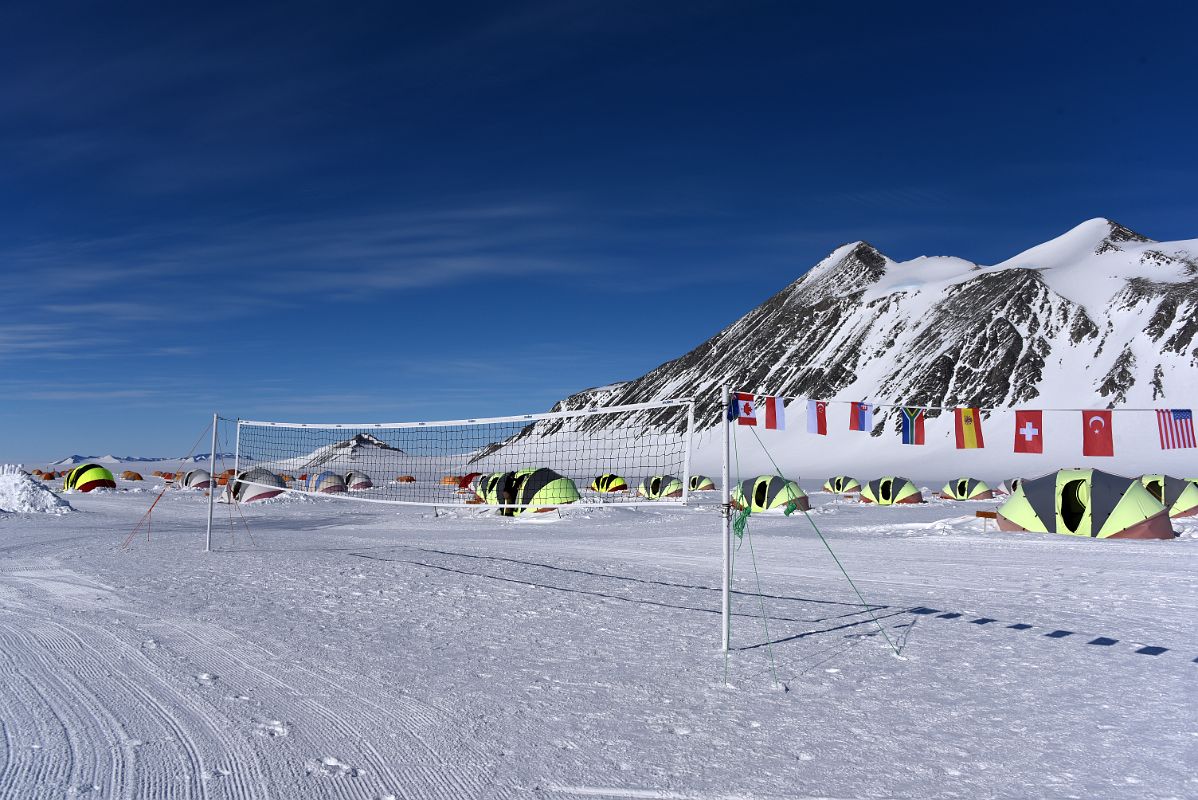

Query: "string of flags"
left=727, top=394, right=1196, bottom=454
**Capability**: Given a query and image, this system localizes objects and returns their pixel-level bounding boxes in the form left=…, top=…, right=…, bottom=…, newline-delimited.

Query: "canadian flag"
left=1082, top=410, right=1114, bottom=457
left=734, top=392, right=756, bottom=426
left=761, top=395, right=786, bottom=430
left=1013, top=410, right=1043, bottom=454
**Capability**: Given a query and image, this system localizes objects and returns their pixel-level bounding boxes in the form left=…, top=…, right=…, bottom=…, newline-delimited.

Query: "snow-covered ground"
left=0, top=473, right=1195, bottom=799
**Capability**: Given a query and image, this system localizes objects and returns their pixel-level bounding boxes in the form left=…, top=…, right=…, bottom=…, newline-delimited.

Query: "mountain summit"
left=554, top=219, right=1197, bottom=431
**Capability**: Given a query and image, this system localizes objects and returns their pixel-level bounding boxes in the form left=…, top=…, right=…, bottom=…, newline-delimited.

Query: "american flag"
left=1156, top=408, right=1196, bottom=449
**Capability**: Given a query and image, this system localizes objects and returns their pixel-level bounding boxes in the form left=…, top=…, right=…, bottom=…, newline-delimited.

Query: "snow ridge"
left=0, top=465, right=74, bottom=514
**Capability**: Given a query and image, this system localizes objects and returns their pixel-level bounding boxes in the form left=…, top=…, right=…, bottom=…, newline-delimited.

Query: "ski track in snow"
left=0, top=485, right=1195, bottom=799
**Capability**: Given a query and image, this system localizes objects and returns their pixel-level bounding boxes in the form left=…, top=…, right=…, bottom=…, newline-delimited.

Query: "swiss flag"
left=1013, top=410, right=1043, bottom=454
left=735, top=392, right=756, bottom=426
left=1082, top=410, right=1114, bottom=457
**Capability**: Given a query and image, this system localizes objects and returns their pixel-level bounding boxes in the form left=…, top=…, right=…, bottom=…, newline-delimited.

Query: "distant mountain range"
left=50, top=453, right=237, bottom=466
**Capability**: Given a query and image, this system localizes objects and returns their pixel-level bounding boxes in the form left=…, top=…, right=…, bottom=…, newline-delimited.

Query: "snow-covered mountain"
left=534, top=218, right=1198, bottom=479
left=285, top=433, right=406, bottom=471
left=556, top=218, right=1197, bottom=430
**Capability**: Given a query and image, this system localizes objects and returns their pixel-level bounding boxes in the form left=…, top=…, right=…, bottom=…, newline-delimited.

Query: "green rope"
left=727, top=428, right=782, bottom=686
left=748, top=426, right=902, bottom=657
left=743, top=521, right=779, bottom=685
left=732, top=506, right=751, bottom=539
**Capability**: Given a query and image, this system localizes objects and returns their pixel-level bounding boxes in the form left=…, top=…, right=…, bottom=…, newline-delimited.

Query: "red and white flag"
left=761, top=395, right=786, bottom=430
left=734, top=392, right=756, bottom=426
left=806, top=399, right=827, bottom=435
left=1013, top=410, right=1043, bottom=454
left=1157, top=409, right=1196, bottom=449
left=1082, top=410, right=1114, bottom=457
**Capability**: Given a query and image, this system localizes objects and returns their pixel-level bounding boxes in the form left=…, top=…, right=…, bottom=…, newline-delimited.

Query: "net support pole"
left=721, top=386, right=732, bottom=652
left=205, top=412, right=217, bottom=553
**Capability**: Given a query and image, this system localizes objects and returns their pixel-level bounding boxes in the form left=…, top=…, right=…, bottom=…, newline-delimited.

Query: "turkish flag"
left=1082, top=410, right=1114, bottom=457
left=1013, top=410, right=1043, bottom=454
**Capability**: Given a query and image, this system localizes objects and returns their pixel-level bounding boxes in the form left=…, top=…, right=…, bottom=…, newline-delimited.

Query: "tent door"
left=880, top=479, right=893, bottom=503
left=1060, top=479, right=1088, bottom=534
left=754, top=480, right=768, bottom=509
left=957, top=479, right=968, bottom=498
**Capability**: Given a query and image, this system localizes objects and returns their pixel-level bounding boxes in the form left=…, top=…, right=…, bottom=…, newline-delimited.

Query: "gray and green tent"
left=939, top=477, right=994, bottom=501
left=823, top=475, right=861, bottom=494
left=1139, top=475, right=1198, bottom=519
left=732, top=475, right=809, bottom=513
left=638, top=475, right=683, bottom=500
left=860, top=477, right=922, bottom=505
left=997, top=469, right=1173, bottom=539
left=689, top=475, right=716, bottom=491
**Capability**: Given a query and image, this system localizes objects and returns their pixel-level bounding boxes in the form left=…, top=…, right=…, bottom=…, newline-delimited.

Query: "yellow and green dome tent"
left=732, top=475, right=808, bottom=513
left=861, top=477, right=922, bottom=505
left=689, top=475, right=716, bottom=491
left=476, top=472, right=506, bottom=502
left=590, top=473, right=628, bottom=493
left=64, top=464, right=116, bottom=493
left=486, top=468, right=579, bottom=516
left=823, top=475, right=861, bottom=494
left=939, top=477, right=994, bottom=501
left=997, top=469, right=1173, bottom=539
left=509, top=468, right=579, bottom=516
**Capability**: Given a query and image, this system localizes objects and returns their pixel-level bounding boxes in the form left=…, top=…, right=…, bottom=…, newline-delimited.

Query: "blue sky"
left=2, top=0, right=1196, bottom=461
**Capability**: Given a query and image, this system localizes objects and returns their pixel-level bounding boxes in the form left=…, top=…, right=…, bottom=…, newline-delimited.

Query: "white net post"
left=721, top=386, right=732, bottom=652
left=205, top=412, right=217, bottom=553
left=229, top=400, right=695, bottom=512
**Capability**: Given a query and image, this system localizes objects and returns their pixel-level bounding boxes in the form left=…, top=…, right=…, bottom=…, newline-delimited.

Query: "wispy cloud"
left=40, top=301, right=174, bottom=320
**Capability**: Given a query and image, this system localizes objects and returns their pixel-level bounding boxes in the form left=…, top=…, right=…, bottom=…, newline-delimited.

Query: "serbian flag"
left=954, top=407, right=985, bottom=449
left=761, top=395, right=786, bottom=430
left=733, top=392, right=756, bottom=426
left=1082, top=410, right=1114, bottom=456
left=806, top=400, right=828, bottom=435
left=1013, top=410, right=1043, bottom=454
left=900, top=407, right=925, bottom=445
left=849, top=402, right=874, bottom=432
left=1156, top=409, right=1196, bottom=449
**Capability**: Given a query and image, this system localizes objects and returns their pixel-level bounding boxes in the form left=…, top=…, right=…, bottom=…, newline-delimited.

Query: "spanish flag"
left=954, top=407, right=985, bottom=449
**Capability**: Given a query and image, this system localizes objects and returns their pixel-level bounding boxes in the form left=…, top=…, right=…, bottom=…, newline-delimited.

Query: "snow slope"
left=0, top=482, right=1193, bottom=798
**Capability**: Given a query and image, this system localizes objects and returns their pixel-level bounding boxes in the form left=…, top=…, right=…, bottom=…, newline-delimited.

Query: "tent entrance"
left=1061, top=479, right=1088, bottom=533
